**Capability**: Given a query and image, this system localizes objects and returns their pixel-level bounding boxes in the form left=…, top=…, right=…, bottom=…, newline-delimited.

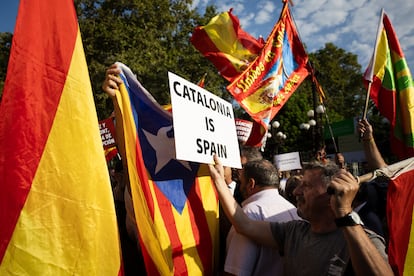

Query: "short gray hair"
left=302, top=160, right=340, bottom=187
left=243, top=159, right=279, bottom=188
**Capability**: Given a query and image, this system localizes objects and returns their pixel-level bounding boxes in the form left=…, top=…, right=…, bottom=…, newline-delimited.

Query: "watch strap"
left=335, top=211, right=364, bottom=227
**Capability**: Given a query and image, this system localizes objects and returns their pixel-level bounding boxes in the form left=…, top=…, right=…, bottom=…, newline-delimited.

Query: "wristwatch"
left=335, top=211, right=364, bottom=227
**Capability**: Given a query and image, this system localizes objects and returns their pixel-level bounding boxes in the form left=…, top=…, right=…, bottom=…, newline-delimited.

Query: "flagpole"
left=362, top=9, right=384, bottom=119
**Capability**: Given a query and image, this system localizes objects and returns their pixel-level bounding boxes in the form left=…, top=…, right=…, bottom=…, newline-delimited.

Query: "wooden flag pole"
left=362, top=81, right=373, bottom=119
left=362, top=9, right=385, bottom=119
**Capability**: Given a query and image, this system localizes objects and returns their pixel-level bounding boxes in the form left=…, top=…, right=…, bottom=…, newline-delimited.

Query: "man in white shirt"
left=224, top=159, right=299, bottom=276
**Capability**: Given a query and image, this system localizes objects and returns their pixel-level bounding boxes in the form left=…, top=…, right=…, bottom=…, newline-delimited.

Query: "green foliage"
left=310, top=43, right=366, bottom=119
left=0, top=32, right=12, bottom=99
left=74, top=0, right=227, bottom=119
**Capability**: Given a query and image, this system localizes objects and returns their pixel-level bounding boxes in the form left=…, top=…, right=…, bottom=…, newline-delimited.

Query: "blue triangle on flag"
left=155, top=179, right=187, bottom=214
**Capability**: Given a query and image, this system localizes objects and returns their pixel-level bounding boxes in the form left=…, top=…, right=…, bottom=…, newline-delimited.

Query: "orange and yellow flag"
left=0, top=0, right=122, bottom=274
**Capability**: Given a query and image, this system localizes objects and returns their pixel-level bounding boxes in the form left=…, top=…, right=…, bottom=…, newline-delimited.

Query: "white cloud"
left=255, top=10, right=272, bottom=25
left=254, top=1, right=277, bottom=25
left=191, top=0, right=208, bottom=10
left=239, top=12, right=255, bottom=31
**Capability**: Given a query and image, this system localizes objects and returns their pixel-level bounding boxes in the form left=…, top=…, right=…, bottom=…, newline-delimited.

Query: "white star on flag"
left=143, top=126, right=191, bottom=174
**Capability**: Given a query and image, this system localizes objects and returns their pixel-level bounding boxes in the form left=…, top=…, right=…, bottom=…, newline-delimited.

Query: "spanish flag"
left=191, top=9, right=264, bottom=82
left=0, top=0, right=122, bottom=275
left=114, top=62, right=219, bottom=275
left=364, top=9, right=414, bottom=159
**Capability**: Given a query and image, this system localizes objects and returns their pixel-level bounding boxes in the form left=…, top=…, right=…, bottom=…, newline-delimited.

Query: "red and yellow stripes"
left=387, top=165, right=414, bottom=275
left=191, top=9, right=264, bottom=82
left=0, top=0, right=122, bottom=274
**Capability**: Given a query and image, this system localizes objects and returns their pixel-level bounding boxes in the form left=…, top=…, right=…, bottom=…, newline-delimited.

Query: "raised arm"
left=357, top=119, right=387, bottom=170
left=102, top=64, right=128, bottom=169
left=329, top=171, right=393, bottom=275
left=208, top=155, right=277, bottom=248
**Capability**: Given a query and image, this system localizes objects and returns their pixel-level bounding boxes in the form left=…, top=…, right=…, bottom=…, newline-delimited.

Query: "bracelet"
left=362, top=136, right=374, bottom=142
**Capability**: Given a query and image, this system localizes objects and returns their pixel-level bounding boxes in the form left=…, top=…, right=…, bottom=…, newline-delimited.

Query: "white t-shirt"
left=225, top=189, right=300, bottom=276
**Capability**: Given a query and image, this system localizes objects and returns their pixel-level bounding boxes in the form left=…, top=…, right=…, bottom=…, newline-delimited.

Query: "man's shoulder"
left=243, top=189, right=299, bottom=221
left=245, top=188, right=290, bottom=205
left=271, top=219, right=310, bottom=234
left=242, top=191, right=294, bottom=210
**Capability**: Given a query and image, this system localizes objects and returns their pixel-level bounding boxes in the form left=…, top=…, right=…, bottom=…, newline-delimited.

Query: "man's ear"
left=248, top=178, right=256, bottom=191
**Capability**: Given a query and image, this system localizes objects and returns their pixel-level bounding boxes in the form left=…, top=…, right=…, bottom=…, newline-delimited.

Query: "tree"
left=310, top=43, right=366, bottom=119
left=74, top=0, right=227, bottom=119
left=0, top=32, right=13, bottom=99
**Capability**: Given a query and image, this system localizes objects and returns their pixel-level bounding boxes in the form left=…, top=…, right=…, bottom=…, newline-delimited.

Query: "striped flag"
left=227, top=3, right=308, bottom=138
left=0, top=0, right=122, bottom=275
left=358, top=157, right=414, bottom=275
left=386, top=159, right=414, bottom=275
left=364, top=10, right=414, bottom=159
left=114, top=62, right=219, bottom=275
left=191, top=9, right=264, bottom=82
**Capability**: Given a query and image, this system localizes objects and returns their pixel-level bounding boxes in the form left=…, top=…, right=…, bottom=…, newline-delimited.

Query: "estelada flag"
left=364, top=10, right=414, bottom=159
left=227, top=2, right=309, bottom=130
left=0, top=0, right=122, bottom=275
left=191, top=9, right=264, bottom=82
left=113, top=62, right=219, bottom=275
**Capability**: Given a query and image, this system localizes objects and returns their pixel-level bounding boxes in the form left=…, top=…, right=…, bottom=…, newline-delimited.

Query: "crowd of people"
left=103, top=64, right=394, bottom=275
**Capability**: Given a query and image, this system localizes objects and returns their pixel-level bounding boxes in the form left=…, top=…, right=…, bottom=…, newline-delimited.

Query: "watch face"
left=350, top=212, right=364, bottom=225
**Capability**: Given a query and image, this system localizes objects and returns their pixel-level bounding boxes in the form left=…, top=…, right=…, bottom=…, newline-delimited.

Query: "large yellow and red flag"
left=0, top=0, right=122, bottom=275
left=364, top=10, right=414, bottom=159
left=113, top=62, right=219, bottom=275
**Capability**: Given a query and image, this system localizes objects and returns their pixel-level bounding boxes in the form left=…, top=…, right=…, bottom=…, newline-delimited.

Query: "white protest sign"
left=274, top=152, right=302, bottom=171
left=168, top=72, right=241, bottom=168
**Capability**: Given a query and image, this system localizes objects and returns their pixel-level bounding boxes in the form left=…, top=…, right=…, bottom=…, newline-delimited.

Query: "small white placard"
left=235, top=118, right=253, bottom=142
left=274, top=152, right=302, bottom=172
left=169, top=72, right=241, bottom=168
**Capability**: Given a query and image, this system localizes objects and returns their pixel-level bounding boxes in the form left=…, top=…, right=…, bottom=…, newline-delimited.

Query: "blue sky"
left=1, top=0, right=413, bottom=71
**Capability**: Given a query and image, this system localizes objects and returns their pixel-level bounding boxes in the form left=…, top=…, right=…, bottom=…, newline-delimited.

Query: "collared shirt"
left=225, top=189, right=299, bottom=276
